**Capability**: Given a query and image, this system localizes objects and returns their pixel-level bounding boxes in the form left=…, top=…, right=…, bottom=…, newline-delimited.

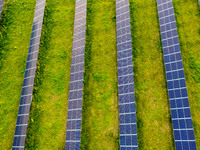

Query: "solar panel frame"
left=156, top=0, right=197, bottom=150
left=0, top=0, right=4, bottom=17
left=116, top=0, right=138, bottom=149
left=65, top=0, right=87, bottom=149
left=12, top=0, right=46, bottom=149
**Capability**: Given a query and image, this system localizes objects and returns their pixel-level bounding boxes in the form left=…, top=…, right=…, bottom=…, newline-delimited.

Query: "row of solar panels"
left=116, top=0, right=138, bottom=149
left=65, top=0, right=87, bottom=149
left=12, top=0, right=46, bottom=149
left=0, top=0, right=198, bottom=149
left=157, top=0, right=197, bottom=150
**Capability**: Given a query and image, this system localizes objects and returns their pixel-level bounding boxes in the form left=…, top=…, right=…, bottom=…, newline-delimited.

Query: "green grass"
left=0, top=0, right=36, bottom=149
left=25, top=0, right=75, bottom=149
left=81, top=0, right=119, bottom=149
left=0, top=0, right=200, bottom=149
left=173, top=0, right=200, bottom=148
left=129, top=0, right=174, bottom=149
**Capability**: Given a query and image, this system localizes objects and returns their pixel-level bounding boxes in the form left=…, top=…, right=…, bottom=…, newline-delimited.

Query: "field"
left=81, top=0, right=119, bottom=149
left=0, top=0, right=199, bottom=149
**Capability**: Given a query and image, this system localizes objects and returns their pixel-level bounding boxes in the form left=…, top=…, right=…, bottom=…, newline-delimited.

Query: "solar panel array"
left=0, top=0, right=4, bottom=17
left=116, top=0, right=138, bottom=149
left=156, top=0, right=197, bottom=150
left=65, top=0, right=87, bottom=149
left=12, top=0, right=46, bottom=149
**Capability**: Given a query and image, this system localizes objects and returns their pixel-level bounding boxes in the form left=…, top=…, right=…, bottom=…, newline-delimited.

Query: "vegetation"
left=25, top=0, right=75, bottom=149
left=81, top=0, right=119, bottom=149
left=0, top=0, right=199, bottom=149
left=173, top=0, right=200, bottom=148
left=0, top=0, right=36, bottom=149
left=129, top=0, right=174, bottom=149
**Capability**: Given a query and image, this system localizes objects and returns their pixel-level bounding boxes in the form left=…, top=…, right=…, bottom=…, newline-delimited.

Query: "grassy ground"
left=25, top=0, right=75, bottom=149
left=81, top=0, right=119, bottom=149
left=173, top=0, right=200, bottom=148
left=129, top=0, right=174, bottom=149
left=0, top=0, right=36, bottom=149
left=0, top=0, right=200, bottom=149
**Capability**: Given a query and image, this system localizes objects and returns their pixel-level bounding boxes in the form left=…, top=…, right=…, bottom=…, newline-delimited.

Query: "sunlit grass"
left=81, top=0, right=119, bottom=149
left=129, top=0, right=174, bottom=149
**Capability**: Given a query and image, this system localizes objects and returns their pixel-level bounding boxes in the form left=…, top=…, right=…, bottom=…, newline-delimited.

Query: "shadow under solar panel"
left=156, top=0, right=197, bottom=150
left=12, top=0, right=46, bottom=149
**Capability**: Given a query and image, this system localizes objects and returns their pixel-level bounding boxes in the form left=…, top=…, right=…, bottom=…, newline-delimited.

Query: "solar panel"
left=116, top=0, right=138, bottom=149
left=0, top=0, right=4, bottom=17
left=156, top=0, right=197, bottom=150
left=12, top=0, right=46, bottom=149
left=65, top=0, right=87, bottom=149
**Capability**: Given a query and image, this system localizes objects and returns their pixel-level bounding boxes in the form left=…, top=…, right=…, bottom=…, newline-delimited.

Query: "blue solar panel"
left=0, top=0, right=4, bottom=17
left=12, top=0, right=46, bottom=149
left=116, top=0, right=138, bottom=149
left=65, top=0, right=87, bottom=150
left=156, top=0, right=197, bottom=149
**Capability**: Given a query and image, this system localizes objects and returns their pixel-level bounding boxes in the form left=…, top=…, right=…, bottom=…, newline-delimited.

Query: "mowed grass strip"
left=173, top=0, right=200, bottom=147
left=25, top=0, right=75, bottom=149
left=0, top=0, right=36, bottom=149
left=129, top=0, right=174, bottom=149
left=81, top=0, right=119, bottom=149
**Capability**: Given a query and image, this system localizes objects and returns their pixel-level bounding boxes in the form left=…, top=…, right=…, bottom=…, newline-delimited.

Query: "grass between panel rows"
left=25, top=0, right=75, bottom=149
left=81, top=0, right=119, bottom=149
left=173, top=0, right=200, bottom=148
left=0, top=0, right=36, bottom=149
left=129, top=0, right=174, bottom=149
